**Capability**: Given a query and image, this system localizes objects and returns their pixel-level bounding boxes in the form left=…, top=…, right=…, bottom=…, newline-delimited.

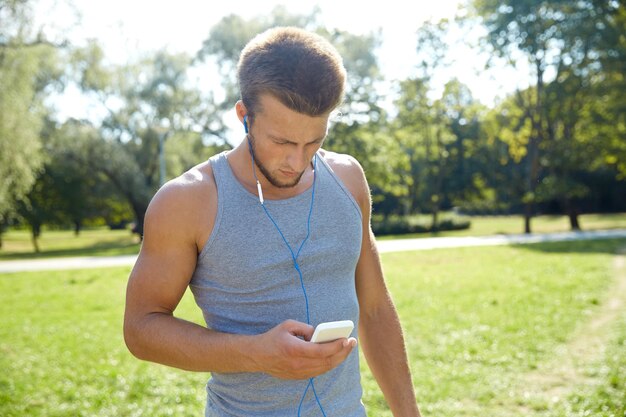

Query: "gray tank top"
left=190, top=150, right=367, bottom=417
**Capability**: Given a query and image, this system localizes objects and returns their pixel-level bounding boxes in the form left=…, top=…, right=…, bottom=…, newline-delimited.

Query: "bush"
left=371, top=213, right=471, bottom=236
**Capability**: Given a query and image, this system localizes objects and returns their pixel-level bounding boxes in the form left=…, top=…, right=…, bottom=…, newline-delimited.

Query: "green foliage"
left=0, top=45, right=44, bottom=218
left=72, top=47, right=230, bottom=236
left=2, top=1, right=626, bottom=241
left=0, top=6, right=58, bottom=223
left=392, top=75, right=487, bottom=217
left=469, top=0, right=626, bottom=230
left=0, top=0, right=68, bottom=252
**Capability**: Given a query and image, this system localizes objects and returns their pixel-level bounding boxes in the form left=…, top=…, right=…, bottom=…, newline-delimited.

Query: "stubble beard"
left=249, top=135, right=305, bottom=189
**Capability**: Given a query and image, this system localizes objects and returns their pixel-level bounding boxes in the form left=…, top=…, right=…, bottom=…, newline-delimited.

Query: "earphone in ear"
left=243, top=115, right=249, bottom=134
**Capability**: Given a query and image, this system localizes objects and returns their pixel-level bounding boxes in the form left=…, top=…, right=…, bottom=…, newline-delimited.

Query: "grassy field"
left=0, top=228, right=140, bottom=260
left=379, top=212, right=626, bottom=240
left=1, top=238, right=625, bottom=416
left=1, top=213, right=625, bottom=260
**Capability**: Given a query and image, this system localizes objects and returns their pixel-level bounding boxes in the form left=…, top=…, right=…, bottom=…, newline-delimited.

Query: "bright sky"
left=37, top=0, right=530, bottom=124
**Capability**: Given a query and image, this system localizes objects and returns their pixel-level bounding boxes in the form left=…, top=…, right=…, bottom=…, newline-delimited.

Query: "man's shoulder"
left=159, top=161, right=215, bottom=201
left=175, top=160, right=216, bottom=190
left=318, top=149, right=368, bottom=208
left=146, top=161, right=216, bottom=223
left=318, top=149, right=363, bottom=174
left=142, top=160, right=218, bottom=248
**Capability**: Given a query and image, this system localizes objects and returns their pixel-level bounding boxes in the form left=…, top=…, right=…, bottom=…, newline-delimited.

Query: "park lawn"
left=1, top=239, right=625, bottom=416
left=378, top=212, right=626, bottom=240
left=0, top=228, right=141, bottom=260
left=1, top=213, right=625, bottom=259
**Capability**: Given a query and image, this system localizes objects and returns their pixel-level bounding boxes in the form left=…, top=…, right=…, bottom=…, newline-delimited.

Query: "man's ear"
left=235, top=100, right=248, bottom=124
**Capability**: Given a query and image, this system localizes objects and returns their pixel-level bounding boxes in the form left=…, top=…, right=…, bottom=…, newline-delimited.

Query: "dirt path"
left=511, top=248, right=626, bottom=414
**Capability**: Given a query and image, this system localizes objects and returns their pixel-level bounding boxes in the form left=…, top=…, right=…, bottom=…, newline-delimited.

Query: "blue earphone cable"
left=247, top=137, right=327, bottom=417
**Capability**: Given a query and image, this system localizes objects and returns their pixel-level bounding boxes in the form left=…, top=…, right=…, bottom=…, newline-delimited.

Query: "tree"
left=438, top=79, right=488, bottom=207
left=393, top=76, right=462, bottom=225
left=46, top=119, right=131, bottom=234
left=321, top=28, right=386, bottom=176
left=72, top=43, right=228, bottom=237
left=588, top=2, right=626, bottom=181
left=390, top=20, right=462, bottom=225
left=0, top=0, right=63, bottom=246
left=471, top=0, right=625, bottom=232
left=16, top=170, right=58, bottom=253
left=479, top=93, right=534, bottom=215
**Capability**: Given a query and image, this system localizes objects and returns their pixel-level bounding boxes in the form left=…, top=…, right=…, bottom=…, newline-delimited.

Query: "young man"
left=124, top=27, right=422, bottom=417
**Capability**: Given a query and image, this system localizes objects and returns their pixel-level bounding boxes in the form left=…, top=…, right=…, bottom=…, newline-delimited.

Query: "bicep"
left=125, top=194, right=199, bottom=318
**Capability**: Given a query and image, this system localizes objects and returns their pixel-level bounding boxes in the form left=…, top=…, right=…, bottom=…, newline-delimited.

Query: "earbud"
left=243, top=115, right=249, bottom=134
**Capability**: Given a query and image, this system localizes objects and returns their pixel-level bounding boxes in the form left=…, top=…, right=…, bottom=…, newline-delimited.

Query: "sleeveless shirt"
left=189, top=151, right=367, bottom=417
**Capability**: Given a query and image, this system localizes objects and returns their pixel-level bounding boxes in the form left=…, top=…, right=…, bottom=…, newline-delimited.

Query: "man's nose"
left=287, top=146, right=309, bottom=171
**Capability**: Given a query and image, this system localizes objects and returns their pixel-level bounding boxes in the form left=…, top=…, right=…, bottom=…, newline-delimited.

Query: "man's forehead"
left=254, top=93, right=331, bottom=119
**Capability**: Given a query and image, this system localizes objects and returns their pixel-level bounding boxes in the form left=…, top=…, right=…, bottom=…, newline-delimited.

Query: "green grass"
left=1, top=213, right=625, bottom=259
left=378, top=212, right=626, bottom=240
left=1, top=238, right=625, bottom=416
left=0, top=267, right=206, bottom=416
left=561, top=313, right=626, bottom=417
left=0, top=228, right=140, bottom=260
left=375, top=238, right=626, bottom=417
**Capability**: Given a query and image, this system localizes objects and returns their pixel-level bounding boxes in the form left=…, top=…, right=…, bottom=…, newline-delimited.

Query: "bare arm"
left=123, top=172, right=355, bottom=379
left=356, top=227, right=422, bottom=417
left=329, top=153, right=422, bottom=416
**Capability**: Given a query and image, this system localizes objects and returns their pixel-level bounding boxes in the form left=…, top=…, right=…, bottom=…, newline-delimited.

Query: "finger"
left=300, top=337, right=346, bottom=358
left=282, top=320, right=314, bottom=339
left=301, top=335, right=357, bottom=360
left=307, top=340, right=357, bottom=377
left=328, top=338, right=357, bottom=363
left=342, top=337, right=357, bottom=349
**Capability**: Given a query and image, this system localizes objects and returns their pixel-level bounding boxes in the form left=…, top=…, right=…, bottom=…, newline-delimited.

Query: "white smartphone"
left=310, top=320, right=354, bottom=343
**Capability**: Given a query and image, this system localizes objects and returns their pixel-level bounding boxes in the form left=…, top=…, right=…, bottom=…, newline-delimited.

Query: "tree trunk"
left=31, top=223, right=41, bottom=253
left=0, top=219, right=6, bottom=249
left=568, top=212, right=581, bottom=231
left=564, top=198, right=581, bottom=231
left=409, top=154, right=421, bottom=214
left=431, top=208, right=439, bottom=232
left=522, top=60, right=545, bottom=235
left=524, top=205, right=532, bottom=234
left=74, top=220, right=81, bottom=236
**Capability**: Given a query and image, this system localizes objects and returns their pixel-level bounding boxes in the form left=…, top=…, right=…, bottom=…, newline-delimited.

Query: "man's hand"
left=251, top=319, right=357, bottom=380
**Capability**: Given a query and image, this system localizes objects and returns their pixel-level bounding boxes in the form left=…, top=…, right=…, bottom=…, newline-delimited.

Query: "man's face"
left=247, top=94, right=330, bottom=189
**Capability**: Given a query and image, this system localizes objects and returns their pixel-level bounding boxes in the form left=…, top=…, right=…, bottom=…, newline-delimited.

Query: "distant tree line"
left=1, top=0, right=624, bottom=250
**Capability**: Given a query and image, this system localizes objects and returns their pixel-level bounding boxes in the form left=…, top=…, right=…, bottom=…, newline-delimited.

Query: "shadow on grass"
left=0, top=240, right=140, bottom=260
left=513, top=237, right=626, bottom=255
